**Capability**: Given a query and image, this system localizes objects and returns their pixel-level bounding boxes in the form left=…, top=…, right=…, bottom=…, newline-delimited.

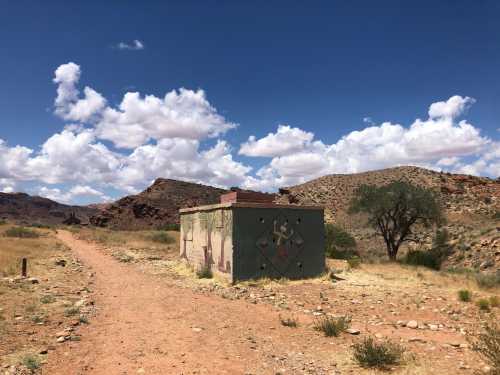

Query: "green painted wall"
left=232, top=207, right=324, bottom=281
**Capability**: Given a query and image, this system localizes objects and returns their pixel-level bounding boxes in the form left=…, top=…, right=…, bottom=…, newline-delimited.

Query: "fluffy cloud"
left=2, top=61, right=498, bottom=203
left=38, top=185, right=111, bottom=204
left=53, top=62, right=106, bottom=122
left=116, top=39, right=144, bottom=50
left=53, top=63, right=236, bottom=149
left=116, top=139, right=251, bottom=191
left=95, top=89, right=236, bottom=148
left=239, top=125, right=316, bottom=157
left=241, top=95, right=497, bottom=190
left=0, top=130, right=251, bottom=202
left=428, top=95, right=475, bottom=119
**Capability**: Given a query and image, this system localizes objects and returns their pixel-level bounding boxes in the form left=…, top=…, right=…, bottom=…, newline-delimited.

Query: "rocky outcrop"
left=90, top=178, right=228, bottom=230
left=0, top=192, right=97, bottom=226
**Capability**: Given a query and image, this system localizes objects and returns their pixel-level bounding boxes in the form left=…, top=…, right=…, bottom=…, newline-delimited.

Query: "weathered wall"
left=180, top=208, right=234, bottom=280
left=232, top=207, right=324, bottom=281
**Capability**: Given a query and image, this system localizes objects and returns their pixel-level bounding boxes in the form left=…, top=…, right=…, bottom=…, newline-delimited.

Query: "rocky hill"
left=0, top=192, right=97, bottom=225
left=90, top=178, right=228, bottom=230
left=278, top=166, right=499, bottom=272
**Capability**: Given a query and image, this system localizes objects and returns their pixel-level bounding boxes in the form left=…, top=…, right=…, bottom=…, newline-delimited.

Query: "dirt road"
left=44, top=231, right=328, bottom=375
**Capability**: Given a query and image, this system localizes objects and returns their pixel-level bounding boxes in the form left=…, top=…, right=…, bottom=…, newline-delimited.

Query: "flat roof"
left=179, top=201, right=324, bottom=213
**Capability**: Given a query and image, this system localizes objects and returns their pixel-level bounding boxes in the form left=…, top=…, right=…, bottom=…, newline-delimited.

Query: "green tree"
left=349, top=181, right=443, bottom=261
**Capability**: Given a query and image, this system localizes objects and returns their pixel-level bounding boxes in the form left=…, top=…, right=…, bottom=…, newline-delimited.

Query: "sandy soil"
left=44, top=231, right=333, bottom=375
left=41, top=230, right=496, bottom=375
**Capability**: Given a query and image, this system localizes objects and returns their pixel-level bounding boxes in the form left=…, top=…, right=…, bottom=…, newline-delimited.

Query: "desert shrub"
left=31, top=314, right=45, bottom=324
left=347, top=256, right=361, bottom=269
left=29, top=223, right=52, bottom=229
left=0, top=219, right=6, bottom=225
left=64, top=306, right=80, bottom=317
left=79, top=315, right=89, bottom=324
left=314, top=315, right=350, bottom=337
left=161, top=223, right=180, bottom=231
left=477, top=298, right=491, bottom=312
left=458, top=289, right=472, bottom=302
left=148, top=231, right=175, bottom=244
left=324, top=224, right=357, bottom=259
left=22, top=355, right=41, bottom=371
left=40, top=295, right=55, bottom=304
left=196, top=265, right=213, bottom=279
left=4, top=226, right=39, bottom=238
left=490, top=296, right=500, bottom=308
left=279, top=315, right=298, bottom=327
left=353, top=337, right=405, bottom=369
left=405, top=229, right=452, bottom=270
left=470, top=318, right=500, bottom=374
left=113, top=252, right=133, bottom=263
left=405, top=250, right=441, bottom=270
left=476, top=272, right=500, bottom=289
left=493, top=211, right=500, bottom=220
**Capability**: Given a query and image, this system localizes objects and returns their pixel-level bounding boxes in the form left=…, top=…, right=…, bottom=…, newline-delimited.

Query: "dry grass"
left=0, top=225, right=60, bottom=277
left=73, top=227, right=180, bottom=260
left=0, top=225, right=89, bottom=370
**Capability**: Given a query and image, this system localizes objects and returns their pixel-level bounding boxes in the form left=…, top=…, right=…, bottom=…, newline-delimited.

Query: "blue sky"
left=0, top=1, right=498, bottom=204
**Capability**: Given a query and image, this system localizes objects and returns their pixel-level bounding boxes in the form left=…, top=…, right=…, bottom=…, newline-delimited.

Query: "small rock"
left=406, top=320, right=418, bottom=329
left=346, top=328, right=360, bottom=335
left=56, top=336, right=66, bottom=343
left=192, top=327, right=203, bottom=332
left=428, top=324, right=439, bottom=331
left=409, top=337, right=426, bottom=343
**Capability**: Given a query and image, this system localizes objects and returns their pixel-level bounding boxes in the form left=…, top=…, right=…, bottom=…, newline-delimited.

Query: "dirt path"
left=44, top=231, right=327, bottom=375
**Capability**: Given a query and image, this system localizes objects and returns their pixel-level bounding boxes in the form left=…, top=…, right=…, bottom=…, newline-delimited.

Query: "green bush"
left=22, top=355, right=41, bottom=371
left=476, top=272, right=500, bottom=289
left=196, top=265, right=213, bottom=279
left=40, top=295, right=55, bottom=304
left=404, top=228, right=452, bottom=270
left=477, top=298, right=491, bottom=312
left=64, top=306, right=80, bottom=317
left=404, top=250, right=441, bottom=270
left=458, top=289, right=472, bottom=302
left=470, top=318, right=500, bottom=374
left=490, top=296, right=500, bottom=308
left=161, top=223, right=180, bottom=231
left=324, top=224, right=357, bottom=259
left=29, top=223, right=52, bottom=229
left=4, top=226, right=40, bottom=238
left=347, top=256, right=361, bottom=269
left=353, top=337, right=405, bottom=369
left=148, top=231, right=175, bottom=244
left=314, top=315, right=350, bottom=337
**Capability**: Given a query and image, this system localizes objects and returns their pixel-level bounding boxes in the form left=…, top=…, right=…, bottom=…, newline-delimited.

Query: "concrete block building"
left=179, top=191, right=325, bottom=282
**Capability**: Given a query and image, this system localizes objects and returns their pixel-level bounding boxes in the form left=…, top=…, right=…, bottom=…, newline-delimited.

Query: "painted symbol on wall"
left=256, top=214, right=305, bottom=277
left=273, top=220, right=294, bottom=259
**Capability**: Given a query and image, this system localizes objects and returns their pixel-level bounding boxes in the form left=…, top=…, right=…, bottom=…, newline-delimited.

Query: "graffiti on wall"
left=256, top=214, right=305, bottom=276
left=216, top=209, right=232, bottom=273
left=180, top=214, right=193, bottom=260
left=199, top=211, right=216, bottom=268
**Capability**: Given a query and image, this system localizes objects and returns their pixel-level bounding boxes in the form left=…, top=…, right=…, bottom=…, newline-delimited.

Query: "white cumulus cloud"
left=239, top=125, right=316, bottom=157
left=53, top=62, right=106, bottom=122
left=242, top=95, right=497, bottom=190
left=96, top=89, right=237, bottom=148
